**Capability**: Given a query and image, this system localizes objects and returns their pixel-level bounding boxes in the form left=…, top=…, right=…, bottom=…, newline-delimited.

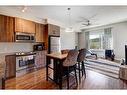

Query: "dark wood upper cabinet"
left=44, top=24, right=60, bottom=50
left=15, top=17, right=36, bottom=34
left=46, top=24, right=60, bottom=36
left=0, top=15, right=14, bottom=42
left=35, top=23, right=45, bottom=42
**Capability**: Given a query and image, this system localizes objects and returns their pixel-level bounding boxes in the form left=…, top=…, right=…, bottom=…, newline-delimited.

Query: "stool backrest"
left=63, top=49, right=79, bottom=67
left=77, top=48, right=87, bottom=62
left=61, top=49, right=70, bottom=54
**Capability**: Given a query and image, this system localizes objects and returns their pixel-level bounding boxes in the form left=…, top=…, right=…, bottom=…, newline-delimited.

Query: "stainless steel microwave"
left=15, top=32, right=35, bottom=42
left=33, top=43, right=45, bottom=51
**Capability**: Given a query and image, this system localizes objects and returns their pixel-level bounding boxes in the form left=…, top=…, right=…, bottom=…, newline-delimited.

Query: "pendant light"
left=66, top=8, right=74, bottom=32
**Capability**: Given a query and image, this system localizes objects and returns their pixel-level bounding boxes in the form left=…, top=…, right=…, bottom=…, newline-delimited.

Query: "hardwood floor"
left=5, top=67, right=127, bottom=89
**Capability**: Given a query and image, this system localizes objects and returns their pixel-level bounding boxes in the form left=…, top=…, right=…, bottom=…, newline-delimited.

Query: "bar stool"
left=62, top=49, right=79, bottom=89
left=61, top=49, right=70, bottom=54
left=77, top=48, right=87, bottom=83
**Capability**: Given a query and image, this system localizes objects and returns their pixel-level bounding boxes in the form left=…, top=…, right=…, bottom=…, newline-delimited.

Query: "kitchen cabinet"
left=35, top=23, right=45, bottom=42
left=0, top=78, right=5, bottom=89
left=15, top=17, right=35, bottom=33
left=5, top=55, right=16, bottom=79
left=0, top=15, right=14, bottom=42
left=35, top=50, right=47, bottom=68
left=46, top=24, right=60, bottom=36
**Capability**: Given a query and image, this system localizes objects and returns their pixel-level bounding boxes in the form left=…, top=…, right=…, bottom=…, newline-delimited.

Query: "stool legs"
left=66, top=66, right=78, bottom=89
left=78, top=61, right=86, bottom=83
left=82, top=61, right=86, bottom=78
left=74, top=65, right=78, bottom=86
left=66, top=67, right=70, bottom=89
left=78, top=62, right=81, bottom=83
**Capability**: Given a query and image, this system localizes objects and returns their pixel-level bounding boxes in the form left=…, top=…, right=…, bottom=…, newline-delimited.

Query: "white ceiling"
left=1, top=6, right=127, bottom=32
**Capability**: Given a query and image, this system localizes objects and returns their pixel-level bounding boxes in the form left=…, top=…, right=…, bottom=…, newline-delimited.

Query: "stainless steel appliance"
left=15, top=32, right=35, bottom=42
left=33, top=43, right=45, bottom=51
left=48, top=36, right=61, bottom=53
left=16, top=52, right=36, bottom=71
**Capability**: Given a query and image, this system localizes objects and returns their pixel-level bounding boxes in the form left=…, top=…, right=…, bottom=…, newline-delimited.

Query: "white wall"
left=78, top=21, right=127, bottom=59
left=60, top=28, right=77, bottom=50
left=0, top=43, right=33, bottom=53
left=112, top=22, right=127, bottom=59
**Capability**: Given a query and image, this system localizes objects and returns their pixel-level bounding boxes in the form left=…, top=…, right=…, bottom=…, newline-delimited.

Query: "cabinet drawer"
left=35, top=51, right=47, bottom=68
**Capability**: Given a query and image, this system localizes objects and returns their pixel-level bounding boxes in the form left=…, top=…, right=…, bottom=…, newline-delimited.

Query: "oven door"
left=16, top=55, right=35, bottom=71
left=16, top=56, right=28, bottom=71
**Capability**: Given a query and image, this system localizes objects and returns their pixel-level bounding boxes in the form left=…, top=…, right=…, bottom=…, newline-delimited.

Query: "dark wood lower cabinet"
left=0, top=77, right=3, bottom=89
left=5, top=55, right=16, bottom=79
left=35, top=50, right=47, bottom=68
left=0, top=77, right=5, bottom=89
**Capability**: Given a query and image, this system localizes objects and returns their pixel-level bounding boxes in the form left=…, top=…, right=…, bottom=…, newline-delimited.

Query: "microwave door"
left=15, top=33, right=35, bottom=42
left=16, top=35, right=30, bottom=42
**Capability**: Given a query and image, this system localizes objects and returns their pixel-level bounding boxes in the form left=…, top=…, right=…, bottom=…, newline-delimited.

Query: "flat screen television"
left=125, top=45, right=127, bottom=65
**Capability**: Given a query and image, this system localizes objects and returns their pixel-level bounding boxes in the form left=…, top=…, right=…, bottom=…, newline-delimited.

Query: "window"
left=89, top=34, right=102, bottom=49
left=85, top=28, right=112, bottom=50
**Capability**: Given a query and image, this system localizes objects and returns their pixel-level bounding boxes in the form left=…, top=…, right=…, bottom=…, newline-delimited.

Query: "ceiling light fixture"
left=66, top=8, right=74, bottom=32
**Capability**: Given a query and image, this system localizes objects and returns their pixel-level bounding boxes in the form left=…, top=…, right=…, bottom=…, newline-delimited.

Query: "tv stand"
left=119, top=65, right=127, bottom=80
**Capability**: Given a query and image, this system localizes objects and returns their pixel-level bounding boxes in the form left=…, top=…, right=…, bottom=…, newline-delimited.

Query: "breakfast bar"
left=46, top=53, right=67, bottom=89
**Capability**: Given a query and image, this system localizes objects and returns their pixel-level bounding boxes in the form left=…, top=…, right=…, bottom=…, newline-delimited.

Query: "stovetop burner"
left=15, top=51, right=36, bottom=56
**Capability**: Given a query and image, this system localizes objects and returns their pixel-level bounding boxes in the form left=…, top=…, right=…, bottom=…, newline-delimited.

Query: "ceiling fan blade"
left=76, top=20, right=84, bottom=23
left=79, top=16, right=89, bottom=21
left=88, top=13, right=98, bottom=20
left=82, top=22, right=92, bottom=26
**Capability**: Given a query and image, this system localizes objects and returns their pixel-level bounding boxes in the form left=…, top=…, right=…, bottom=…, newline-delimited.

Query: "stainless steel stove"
left=16, top=52, right=36, bottom=71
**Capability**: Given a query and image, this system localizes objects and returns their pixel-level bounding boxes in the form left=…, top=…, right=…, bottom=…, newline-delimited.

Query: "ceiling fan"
left=81, top=19, right=91, bottom=26
left=77, top=14, right=98, bottom=26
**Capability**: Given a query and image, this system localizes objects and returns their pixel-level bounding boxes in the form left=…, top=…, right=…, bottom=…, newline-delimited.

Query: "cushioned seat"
left=77, top=48, right=87, bottom=83
left=62, top=49, right=79, bottom=89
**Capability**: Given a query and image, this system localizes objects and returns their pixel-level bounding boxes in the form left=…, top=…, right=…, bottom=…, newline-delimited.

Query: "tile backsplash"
left=0, top=43, right=34, bottom=53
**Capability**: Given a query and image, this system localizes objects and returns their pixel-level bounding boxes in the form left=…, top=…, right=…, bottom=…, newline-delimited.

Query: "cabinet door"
left=23, top=19, right=35, bottom=33
left=15, top=17, right=35, bottom=33
left=0, top=15, right=14, bottom=42
left=15, top=17, right=23, bottom=32
left=35, top=51, right=47, bottom=68
left=53, top=25, right=60, bottom=36
left=5, top=55, right=16, bottom=79
left=48, top=24, right=60, bottom=36
left=35, top=23, right=44, bottom=42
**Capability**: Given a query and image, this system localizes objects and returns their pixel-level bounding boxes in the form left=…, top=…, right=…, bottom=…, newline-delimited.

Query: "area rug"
left=85, top=58, right=120, bottom=78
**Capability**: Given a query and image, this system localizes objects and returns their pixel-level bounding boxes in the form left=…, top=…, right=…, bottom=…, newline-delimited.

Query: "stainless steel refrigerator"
left=48, top=36, right=61, bottom=53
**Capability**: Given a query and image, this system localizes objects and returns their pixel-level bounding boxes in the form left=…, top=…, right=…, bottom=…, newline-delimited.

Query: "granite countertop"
left=0, top=55, right=6, bottom=78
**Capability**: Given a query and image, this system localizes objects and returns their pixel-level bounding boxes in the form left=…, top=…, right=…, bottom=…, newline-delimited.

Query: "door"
left=5, top=55, right=16, bottom=79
